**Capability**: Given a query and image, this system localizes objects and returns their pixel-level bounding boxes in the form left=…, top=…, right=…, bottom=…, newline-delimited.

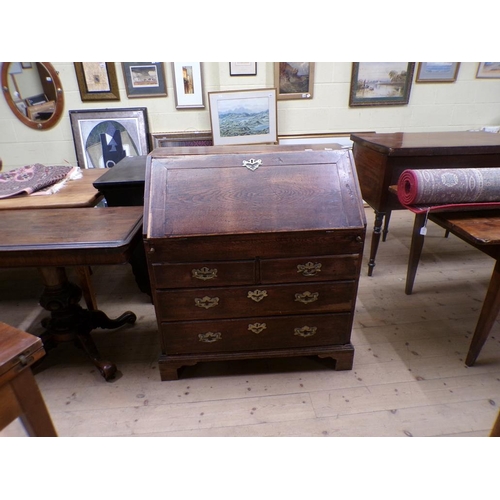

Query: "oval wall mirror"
left=1, top=62, right=64, bottom=130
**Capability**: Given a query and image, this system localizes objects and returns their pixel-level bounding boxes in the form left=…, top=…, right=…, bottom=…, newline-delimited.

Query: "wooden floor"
left=1, top=207, right=500, bottom=437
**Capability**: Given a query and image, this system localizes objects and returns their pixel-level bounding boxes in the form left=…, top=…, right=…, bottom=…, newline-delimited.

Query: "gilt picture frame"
left=122, top=62, right=167, bottom=98
left=150, top=130, right=213, bottom=149
left=172, top=62, right=205, bottom=108
left=208, top=88, right=277, bottom=146
left=349, top=62, right=415, bottom=106
left=274, top=62, right=314, bottom=100
left=69, top=107, right=150, bottom=169
left=74, top=62, right=120, bottom=101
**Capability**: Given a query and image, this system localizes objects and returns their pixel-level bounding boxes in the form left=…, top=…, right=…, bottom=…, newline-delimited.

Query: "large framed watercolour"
left=208, top=88, right=277, bottom=146
left=151, top=130, right=213, bottom=149
left=476, top=62, right=500, bottom=79
left=172, top=62, right=205, bottom=108
left=349, top=62, right=415, bottom=106
left=274, top=62, right=314, bottom=100
left=229, top=62, right=257, bottom=76
left=122, top=62, right=167, bottom=98
left=416, top=62, right=460, bottom=82
left=73, top=63, right=120, bottom=101
left=69, top=107, right=150, bottom=169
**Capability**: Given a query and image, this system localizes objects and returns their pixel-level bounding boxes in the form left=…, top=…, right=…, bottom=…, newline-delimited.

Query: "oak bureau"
left=143, top=148, right=366, bottom=380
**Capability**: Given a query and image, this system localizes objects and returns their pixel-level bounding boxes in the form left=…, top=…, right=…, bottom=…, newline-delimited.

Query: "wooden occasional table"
left=0, top=321, right=57, bottom=436
left=350, top=131, right=500, bottom=276
left=405, top=209, right=500, bottom=366
left=0, top=206, right=143, bottom=380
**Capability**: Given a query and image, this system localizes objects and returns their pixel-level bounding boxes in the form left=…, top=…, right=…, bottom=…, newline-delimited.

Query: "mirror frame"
left=1, top=62, right=64, bottom=130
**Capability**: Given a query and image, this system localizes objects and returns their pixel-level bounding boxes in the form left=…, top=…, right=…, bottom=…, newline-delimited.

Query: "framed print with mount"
left=416, top=62, right=460, bottom=82
left=73, top=62, right=120, bottom=101
left=122, top=62, right=167, bottom=98
left=349, top=62, right=415, bottom=106
left=274, top=62, right=314, bottom=100
left=172, top=62, right=205, bottom=108
left=69, top=107, right=150, bottom=169
left=476, top=62, right=500, bottom=79
left=208, top=88, right=277, bottom=146
left=229, top=62, right=257, bottom=76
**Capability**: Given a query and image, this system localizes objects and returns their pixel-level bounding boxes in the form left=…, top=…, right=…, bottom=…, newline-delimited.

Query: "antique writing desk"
left=405, top=209, right=500, bottom=366
left=0, top=207, right=143, bottom=380
left=350, top=132, right=500, bottom=276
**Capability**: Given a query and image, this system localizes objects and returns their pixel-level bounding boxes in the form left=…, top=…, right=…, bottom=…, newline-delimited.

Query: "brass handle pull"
left=295, top=291, right=319, bottom=304
left=248, top=323, right=267, bottom=334
left=297, top=261, right=322, bottom=277
left=194, top=296, right=219, bottom=309
left=198, top=332, right=222, bottom=343
left=294, top=326, right=317, bottom=338
left=247, top=289, right=268, bottom=302
left=192, top=267, right=218, bottom=281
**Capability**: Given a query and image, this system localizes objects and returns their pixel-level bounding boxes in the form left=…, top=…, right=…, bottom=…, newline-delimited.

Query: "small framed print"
left=122, top=62, right=167, bottom=98
left=229, top=62, right=257, bottom=76
left=416, top=62, right=460, bottom=82
left=476, top=62, right=500, bottom=79
left=172, top=62, right=205, bottom=109
left=74, top=62, right=120, bottom=101
left=274, top=62, right=314, bottom=100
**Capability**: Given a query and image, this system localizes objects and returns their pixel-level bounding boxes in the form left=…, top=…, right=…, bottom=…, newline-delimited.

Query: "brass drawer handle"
left=247, top=289, right=268, bottom=302
left=295, top=291, right=319, bottom=304
left=297, top=261, right=322, bottom=277
left=192, top=267, right=218, bottom=281
left=243, top=158, right=262, bottom=171
left=194, top=296, right=219, bottom=309
left=294, top=326, right=317, bottom=338
left=248, top=322, right=267, bottom=334
left=198, top=331, right=222, bottom=343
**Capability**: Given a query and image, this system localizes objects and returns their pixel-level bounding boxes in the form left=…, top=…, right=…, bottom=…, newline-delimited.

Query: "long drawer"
left=155, top=281, right=356, bottom=321
left=161, top=313, right=353, bottom=354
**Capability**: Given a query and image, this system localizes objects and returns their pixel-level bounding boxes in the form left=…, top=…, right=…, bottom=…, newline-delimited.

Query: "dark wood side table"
left=350, top=131, right=500, bottom=276
left=0, top=322, right=57, bottom=436
left=405, top=209, right=500, bottom=366
left=0, top=206, right=143, bottom=380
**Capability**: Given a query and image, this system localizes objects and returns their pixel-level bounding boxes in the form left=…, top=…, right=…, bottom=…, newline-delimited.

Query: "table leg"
left=382, top=209, right=392, bottom=242
left=465, top=259, right=500, bottom=366
left=37, top=266, right=137, bottom=380
left=405, top=213, right=427, bottom=295
left=367, top=210, right=386, bottom=276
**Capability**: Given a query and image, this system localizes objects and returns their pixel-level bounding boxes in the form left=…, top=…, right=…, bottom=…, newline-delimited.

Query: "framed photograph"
left=69, top=107, right=150, bottom=169
left=172, top=62, right=205, bottom=108
left=476, top=62, right=500, bottom=79
left=208, top=88, right=277, bottom=146
left=229, top=62, right=257, bottom=76
left=74, top=62, right=120, bottom=101
left=416, top=62, right=460, bottom=82
left=21, top=62, right=32, bottom=69
left=274, top=62, right=314, bottom=100
left=25, top=94, right=47, bottom=106
left=151, top=130, right=213, bottom=149
left=349, top=62, right=415, bottom=106
left=122, top=62, right=167, bottom=98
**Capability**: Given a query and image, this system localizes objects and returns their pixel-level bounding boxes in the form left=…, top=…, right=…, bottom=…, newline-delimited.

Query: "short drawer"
left=155, top=281, right=356, bottom=321
left=151, top=260, right=255, bottom=288
left=161, top=313, right=352, bottom=354
left=260, top=255, right=360, bottom=283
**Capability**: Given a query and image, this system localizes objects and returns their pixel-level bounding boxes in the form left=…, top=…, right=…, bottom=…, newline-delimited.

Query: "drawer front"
left=155, top=281, right=356, bottom=321
left=152, top=260, right=255, bottom=289
left=161, top=313, right=352, bottom=354
left=260, top=255, right=360, bottom=283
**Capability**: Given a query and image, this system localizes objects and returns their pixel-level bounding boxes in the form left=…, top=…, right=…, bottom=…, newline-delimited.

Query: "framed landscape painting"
left=122, top=62, right=167, bottom=97
left=274, top=62, right=314, bottom=100
left=476, top=62, right=500, bottom=78
left=349, top=62, right=415, bottom=106
left=208, top=88, right=277, bottom=146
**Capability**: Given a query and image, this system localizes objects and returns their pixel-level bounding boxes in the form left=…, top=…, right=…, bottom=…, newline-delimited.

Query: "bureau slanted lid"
left=144, top=149, right=366, bottom=239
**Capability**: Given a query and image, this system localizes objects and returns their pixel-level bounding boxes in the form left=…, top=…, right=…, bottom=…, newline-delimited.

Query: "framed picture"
left=274, top=62, right=314, bottom=100
left=69, top=107, right=150, bottom=169
left=349, top=62, right=415, bottom=106
left=122, top=62, right=167, bottom=98
left=74, top=62, right=120, bottom=101
left=229, top=62, right=257, bottom=76
left=476, top=62, right=500, bottom=79
left=151, top=130, right=213, bottom=149
left=172, top=62, right=205, bottom=108
left=208, top=88, right=277, bottom=146
left=416, top=62, right=460, bottom=82
left=21, top=62, right=32, bottom=69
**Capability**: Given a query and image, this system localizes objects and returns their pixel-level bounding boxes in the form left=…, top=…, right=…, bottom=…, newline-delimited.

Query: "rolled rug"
left=397, top=168, right=500, bottom=213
